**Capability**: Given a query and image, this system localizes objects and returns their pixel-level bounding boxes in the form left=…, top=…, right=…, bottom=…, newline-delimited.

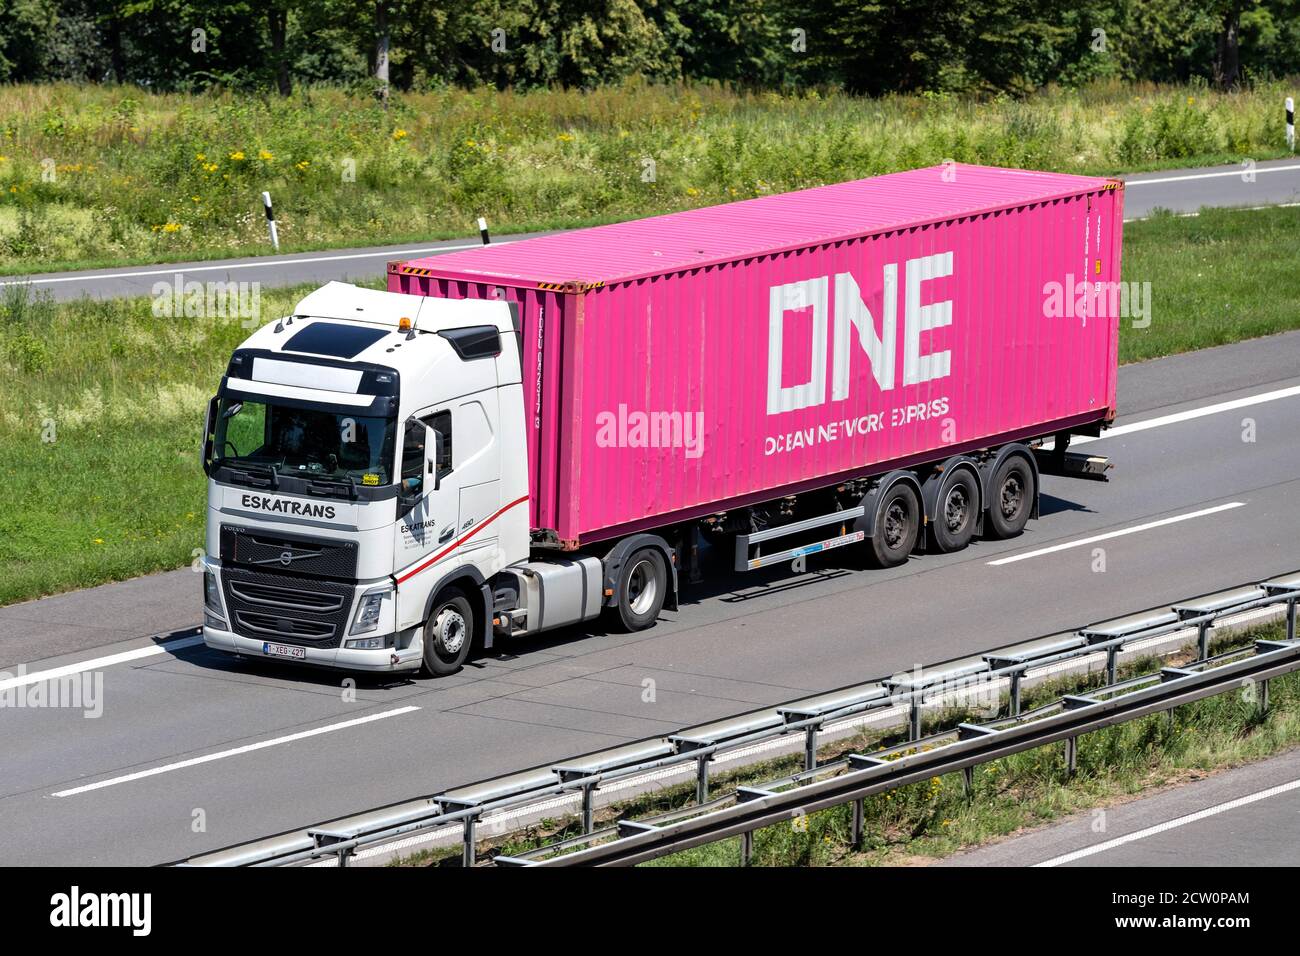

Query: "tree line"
left=2, top=0, right=1297, bottom=95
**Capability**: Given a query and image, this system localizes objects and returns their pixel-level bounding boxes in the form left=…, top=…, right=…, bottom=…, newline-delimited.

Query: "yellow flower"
left=392, top=129, right=407, bottom=140
left=1187, top=96, right=1195, bottom=105
left=259, top=149, right=273, bottom=161
left=191, top=196, right=201, bottom=202
left=93, top=538, right=104, bottom=544
left=557, top=132, right=574, bottom=142
left=161, top=222, right=182, bottom=233
left=229, top=150, right=245, bottom=161
left=203, top=162, right=218, bottom=172
left=195, top=152, right=206, bottom=161
left=294, top=160, right=310, bottom=171
left=685, top=187, right=700, bottom=197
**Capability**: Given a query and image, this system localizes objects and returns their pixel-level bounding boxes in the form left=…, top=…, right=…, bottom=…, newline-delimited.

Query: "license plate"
left=262, top=641, right=306, bottom=660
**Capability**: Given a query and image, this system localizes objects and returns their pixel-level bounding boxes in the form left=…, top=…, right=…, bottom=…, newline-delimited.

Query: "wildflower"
left=229, top=150, right=245, bottom=161
left=685, top=186, right=700, bottom=197
left=392, top=129, right=407, bottom=140
left=162, top=222, right=182, bottom=233
left=294, top=160, right=310, bottom=171
left=557, top=132, right=574, bottom=142
left=195, top=152, right=206, bottom=161
left=259, top=149, right=274, bottom=161
left=203, top=163, right=218, bottom=173
left=93, top=538, right=104, bottom=544
left=191, top=196, right=201, bottom=202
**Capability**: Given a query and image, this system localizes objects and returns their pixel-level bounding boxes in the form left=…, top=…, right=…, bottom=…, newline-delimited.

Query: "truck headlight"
left=203, top=570, right=226, bottom=621
left=349, top=586, right=392, bottom=636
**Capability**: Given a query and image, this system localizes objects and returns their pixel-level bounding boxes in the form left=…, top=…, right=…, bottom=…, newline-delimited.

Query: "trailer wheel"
left=608, top=547, right=668, bottom=632
left=422, top=588, right=474, bottom=676
left=932, top=469, right=979, bottom=553
left=986, top=456, right=1035, bottom=539
left=867, top=483, right=920, bottom=568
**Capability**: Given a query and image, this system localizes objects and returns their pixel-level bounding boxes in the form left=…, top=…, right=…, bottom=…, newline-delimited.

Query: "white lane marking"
left=0, top=634, right=204, bottom=691
left=1124, top=163, right=1300, bottom=186
left=987, top=502, right=1245, bottom=566
left=52, top=705, right=420, bottom=797
left=0, top=240, right=515, bottom=287
left=1034, top=776, right=1300, bottom=866
left=1069, top=384, right=1300, bottom=447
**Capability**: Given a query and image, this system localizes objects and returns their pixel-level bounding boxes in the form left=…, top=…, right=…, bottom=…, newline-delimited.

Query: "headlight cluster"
left=347, top=585, right=393, bottom=642
left=203, top=570, right=226, bottom=628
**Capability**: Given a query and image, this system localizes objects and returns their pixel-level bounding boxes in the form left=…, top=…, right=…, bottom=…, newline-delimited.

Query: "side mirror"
left=427, top=425, right=444, bottom=492
left=201, top=396, right=218, bottom=474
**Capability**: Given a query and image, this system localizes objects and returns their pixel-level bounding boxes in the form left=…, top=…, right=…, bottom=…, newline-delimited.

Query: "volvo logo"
left=251, top=546, right=318, bottom=567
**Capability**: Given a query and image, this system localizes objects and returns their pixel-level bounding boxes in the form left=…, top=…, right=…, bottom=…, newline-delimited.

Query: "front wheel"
left=422, top=589, right=474, bottom=676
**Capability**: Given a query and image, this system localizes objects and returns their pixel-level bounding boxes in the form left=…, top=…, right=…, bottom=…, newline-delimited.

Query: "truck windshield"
left=213, top=397, right=396, bottom=485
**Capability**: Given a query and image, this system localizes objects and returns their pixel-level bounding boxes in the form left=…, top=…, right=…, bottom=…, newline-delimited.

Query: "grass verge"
left=394, top=623, right=1298, bottom=867
left=1, top=79, right=1296, bottom=274
left=0, top=206, right=1297, bottom=607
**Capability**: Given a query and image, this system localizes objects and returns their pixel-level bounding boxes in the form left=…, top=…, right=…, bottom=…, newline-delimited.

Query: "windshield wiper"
left=303, top=472, right=359, bottom=500
left=221, top=462, right=280, bottom=490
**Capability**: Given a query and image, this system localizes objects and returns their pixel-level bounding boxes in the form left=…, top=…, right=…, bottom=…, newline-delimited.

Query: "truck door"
left=395, top=409, right=461, bottom=612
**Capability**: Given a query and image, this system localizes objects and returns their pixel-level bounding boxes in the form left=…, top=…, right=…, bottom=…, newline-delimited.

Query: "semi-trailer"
left=201, top=163, right=1122, bottom=674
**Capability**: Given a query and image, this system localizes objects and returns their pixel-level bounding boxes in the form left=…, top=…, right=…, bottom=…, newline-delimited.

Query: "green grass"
left=392, top=624, right=1300, bottom=867
left=1, top=204, right=1297, bottom=608
left=1122, top=205, right=1300, bottom=362
left=1, top=79, right=1296, bottom=274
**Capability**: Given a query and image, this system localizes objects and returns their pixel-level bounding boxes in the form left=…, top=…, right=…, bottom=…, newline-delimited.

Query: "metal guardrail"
left=180, top=570, right=1299, bottom=868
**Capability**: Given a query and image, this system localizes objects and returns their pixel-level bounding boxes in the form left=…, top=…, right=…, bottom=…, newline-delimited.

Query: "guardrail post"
left=462, top=812, right=480, bottom=867
left=1106, top=645, right=1118, bottom=686
left=803, top=725, right=819, bottom=777
left=1009, top=671, right=1022, bottom=717
left=1288, top=599, right=1296, bottom=642
left=1260, top=679, right=1270, bottom=713
left=1064, top=737, right=1078, bottom=777
left=962, top=765, right=975, bottom=799
left=909, top=694, right=922, bottom=741
left=740, top=829, right=754, bottom=866
left=1196, top=621, right=1211, bottom=662
left=336, top=846, right=351, bottom=867
left=695, top=754, right=711, bottom=804
left=580, top=783, right=596, bottom=834
left=851, top=797, right=865, bottom=850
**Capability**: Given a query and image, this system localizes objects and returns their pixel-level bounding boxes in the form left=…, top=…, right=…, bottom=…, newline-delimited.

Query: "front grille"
left=221, top=566, right=353, bottom=649
left=220, top=525, right=358, bottom=580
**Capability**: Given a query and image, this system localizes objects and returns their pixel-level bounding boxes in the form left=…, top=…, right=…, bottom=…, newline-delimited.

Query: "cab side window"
left=400, top=410, right=454, bottom=489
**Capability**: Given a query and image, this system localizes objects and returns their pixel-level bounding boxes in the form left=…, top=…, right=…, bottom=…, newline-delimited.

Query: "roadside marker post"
left=1287, top=97, right=1295, bottom=152
left=478, top=216, right=491, bottom=245
left=262, top=191, right=280, bottom=251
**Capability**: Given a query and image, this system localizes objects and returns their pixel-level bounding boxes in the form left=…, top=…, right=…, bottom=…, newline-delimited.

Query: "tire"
left=422, top=588, right=474, bottom=676
left=867, top=482, right=921, bottom=568
left=985, top=455, right=1035, bottom=539
left=607, top=547, right=668, bottom=632
left=931, top=469, right=980, bottom=553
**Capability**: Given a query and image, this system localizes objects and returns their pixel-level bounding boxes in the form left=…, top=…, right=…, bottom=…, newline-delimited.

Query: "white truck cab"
left=201, top=282, right=633, bottom=675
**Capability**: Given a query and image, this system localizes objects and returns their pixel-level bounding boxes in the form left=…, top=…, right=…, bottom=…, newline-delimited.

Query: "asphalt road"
left=1, top=329, right=1298, bottom=865
left=4, top=160, right=1298, bottom=303
left=945, top=747, right=1300, bottom=866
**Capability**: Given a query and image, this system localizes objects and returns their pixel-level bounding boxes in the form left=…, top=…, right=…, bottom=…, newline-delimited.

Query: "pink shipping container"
left=389, top=163, right=1124, bottom=546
